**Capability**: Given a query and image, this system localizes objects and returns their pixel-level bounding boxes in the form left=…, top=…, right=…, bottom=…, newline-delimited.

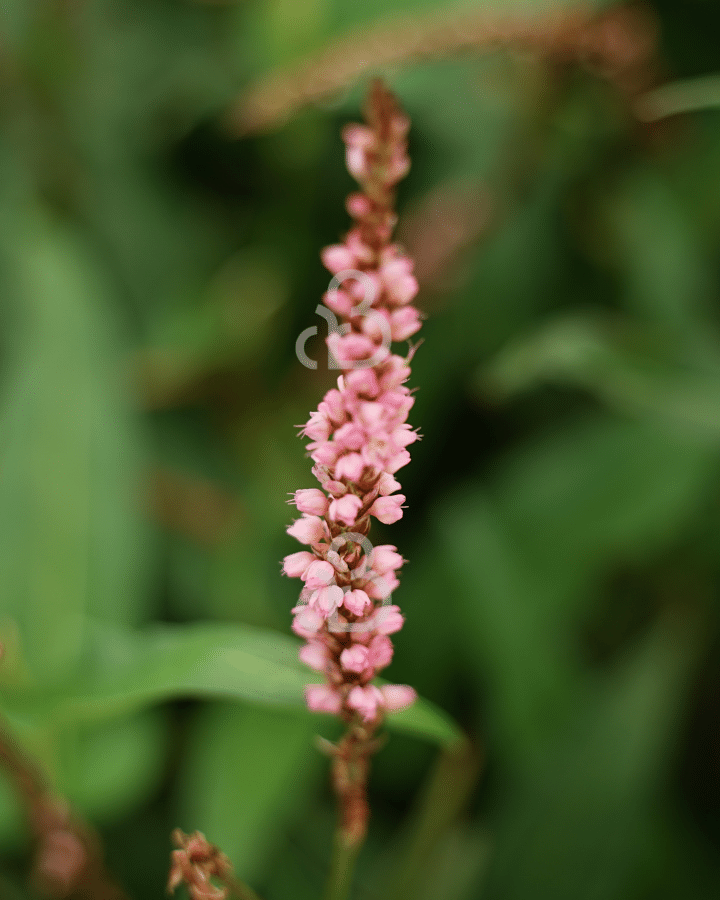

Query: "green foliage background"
left=0, top=0, right=719, bottom=898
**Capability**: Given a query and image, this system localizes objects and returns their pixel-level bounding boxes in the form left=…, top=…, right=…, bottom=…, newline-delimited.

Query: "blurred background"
left=0, top=0, right=720, bottom=898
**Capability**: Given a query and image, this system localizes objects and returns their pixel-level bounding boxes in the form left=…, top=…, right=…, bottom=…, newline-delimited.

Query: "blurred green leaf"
left=0, top=211, right=151, bottom=687
left=56, top=710, right=167, bottom=824
left=480, top=612, right=702, bottom=900
left=603, top=168, right=716, bottom=336
left=479, top=312, right=720, bottom=442
left=6, top=621, right=461, bottom=748
left=179, top=703, right=322, bottom=883
left=438, top=413, right=716, bottom=764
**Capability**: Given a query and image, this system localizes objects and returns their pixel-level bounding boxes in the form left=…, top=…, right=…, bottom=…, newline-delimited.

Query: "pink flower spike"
left=369, top=494, right=406, bottom=524
left=340, top=644, right=370, bottom=673
left=293, top=489, right=329, bottom=516
left=343, top=589, right=372, bottom=616
left=285, top=83, right=419, bottom=729
left=380, top=684, right=417, bottom=711
left=282, top=551, right=315, bottom=578
left=347, top=684, right=385, bottom=721
left=287, top=515, right=326, bottom=545
left=306, top=684, right=342, bottom=714
left=328, top=494, right=363, bottom=526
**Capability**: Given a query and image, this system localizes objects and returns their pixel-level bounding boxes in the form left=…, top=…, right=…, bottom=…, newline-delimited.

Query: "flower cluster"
left=284, top=81, right=420, bottom=726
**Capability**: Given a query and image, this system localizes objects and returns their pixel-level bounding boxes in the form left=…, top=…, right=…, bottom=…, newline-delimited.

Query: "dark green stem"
left=388, top=738, right=482, bottom=900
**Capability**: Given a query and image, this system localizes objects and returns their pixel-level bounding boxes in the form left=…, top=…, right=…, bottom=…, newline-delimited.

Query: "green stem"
left=323, top=826, right=364, bottom=900
left=388, top=738, right=482, bottom=900
left=227, top=875, right=265, bottom=900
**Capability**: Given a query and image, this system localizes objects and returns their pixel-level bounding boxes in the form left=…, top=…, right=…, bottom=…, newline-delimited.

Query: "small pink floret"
left=287, top=516, right=326, bottom=545
left=369, top=494, right=405, bottom=524
left=340, top=644, right=370, bottom=673
left=306, top=684, right=342, bottom=714
left=293, top=489, right=329, bottom=516
left=282, top=551, right=315, bottom=578
left=347, top=684, right=385, bottom=721
left=328, top=494, right=363, bottom=526
left=380, top=684, right=416, bottom=711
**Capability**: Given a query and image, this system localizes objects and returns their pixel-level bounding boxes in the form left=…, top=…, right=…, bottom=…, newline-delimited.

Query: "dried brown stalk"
left=224, top=3, right=659, bottom=137
left=0, top=721, right=128, bottom=900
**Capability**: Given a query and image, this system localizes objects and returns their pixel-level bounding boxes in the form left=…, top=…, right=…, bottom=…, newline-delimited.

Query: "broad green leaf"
left=178, top=704, right=323, bottom=883
left=604, top=169, right=716, bottom=336
left=6, top=622, right=461, bottom=748
left=480, top=312, right=720, bottom=442
left=438, top=490, right=583, bottom=763
left=438, top=413, right=715, bottom=763
left=479, top=613, right=701, bottom=900
left=0, top=212, right=151, bottom=688
left=55, top=711, right=167, bottom=823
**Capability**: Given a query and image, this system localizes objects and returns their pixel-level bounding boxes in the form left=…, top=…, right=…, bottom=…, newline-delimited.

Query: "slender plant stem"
left=388, top=738, right=482, bottom=900
left=227, top=874, right=266, bottom=900
left=323, top=826, right=365, bottom=900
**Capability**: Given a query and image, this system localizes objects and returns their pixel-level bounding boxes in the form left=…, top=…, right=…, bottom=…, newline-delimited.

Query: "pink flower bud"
left=347, top=684, right=384, bottom=721
left=305, top=684, right=342, bottom=714
left=303, top=560, right=336, bottom=589
left=391, top=425, right=418, bottom=448
left=371, top=545, right=404, bottom=574
left=368, top=634, right=394, bottom=669
left=346, top=192, right=372, bottom=218
left=364, top=572, right=398, bottom=600
left=320, top=389, right=346, bottom=425
left=380, top=684, right=416, bottom=711
left=369, top=494, right=405, bottom=524
left=377, top=473, right=401, bottom=495
left=299, top=641, right=328, bottom=672
left=321, top=244, right=356, bottom=273
left=287, top=516, right=326, bottom=545
left=325, top=549, right=349, bottom=574
left=335, top=452, right=365, bottom=482
left=309, top=441, right=339, bottom=468
left=292, top=607, right=324, bottom=638
left=309, top=585, right=344, bottom=617
left=293, top=489, right=329, bottom=516
left=343, top=589, right=372, bottom=616
left=390, top=307, right=422, bottom=341
left=345, top=369, right=379, bottom=397
left=340, top=644, right=370, bottom=673
left=371, top=604, right=404, bottom=634
left=282, top=551, right=316, bottom=578
left=334, top=423, right=365, bottom=451
left=324, top=288, right=355, bottom=318
left=386, top=450, right=411, bottom=473
left=328, top=494, right=363, bottom=526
